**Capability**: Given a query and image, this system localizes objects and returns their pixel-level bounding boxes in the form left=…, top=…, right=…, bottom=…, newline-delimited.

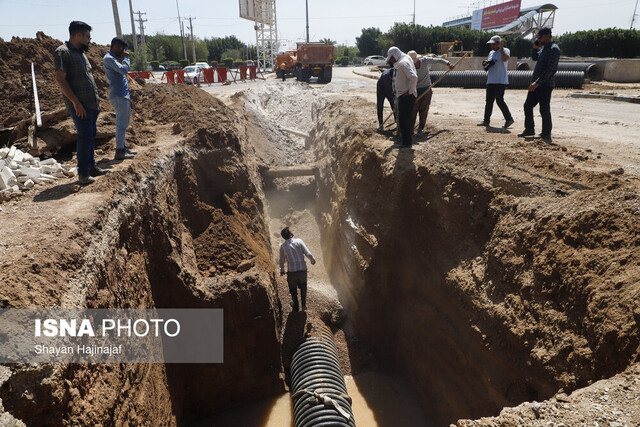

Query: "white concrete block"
left=39, top=158, right=57, bottom=166
left=13, top=151, right=24, bottom=163
left=8, top=146, right=16, bottom=159
left=20, top=166, right=40, bottom=179
left=69, top=167, right=78, bottom=176
left=31, top=176, right=41, bottom=184
left=0, top=167, right=17, bottom=189
left=23, top=153, right=33, bottom=161
left=40, top=173, right=55, bottom=180
left=11, top=185, right=19, bottom=192
left=53, top=171, right=66, bottom=178
left=23, top=179, right=34, bottom=188
left=9, top=161, right=18, bottom=169
left=17, top=176, right=30, bottom=183
left=42, top=164, right=62, bottom=174
left=0, top=148, right=8, bottom=159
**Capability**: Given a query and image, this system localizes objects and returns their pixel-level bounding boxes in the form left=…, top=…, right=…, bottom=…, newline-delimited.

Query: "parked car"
left=246, top=60, right=255, bottom=67
left=194, top=62, right=211, bottom=69
left=183, top=65, right=205, bottom=84
left=364, top=55, right=387, bottom=66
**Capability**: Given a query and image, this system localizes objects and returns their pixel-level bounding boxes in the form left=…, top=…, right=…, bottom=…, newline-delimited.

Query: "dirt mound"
left=0, top=32, right=109, bottom=127
left=311, top=96, right=640, bottom=424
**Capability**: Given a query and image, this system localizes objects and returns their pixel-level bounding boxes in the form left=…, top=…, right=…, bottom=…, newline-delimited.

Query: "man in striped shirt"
left=279, top=227, right=316, bottom=312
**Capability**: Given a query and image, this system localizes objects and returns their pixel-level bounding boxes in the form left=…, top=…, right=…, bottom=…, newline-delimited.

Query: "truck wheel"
left=303, top=69, right=312, bottom=83
left=322, top=68, right=332, bottom=83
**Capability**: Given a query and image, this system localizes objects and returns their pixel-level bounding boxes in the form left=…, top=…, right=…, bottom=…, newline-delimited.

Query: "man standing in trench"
left=54, top=21, right=110, bottom=185
left=103, top=37, right=137, bottom=160
left=279, top=227, right=316, bottom=312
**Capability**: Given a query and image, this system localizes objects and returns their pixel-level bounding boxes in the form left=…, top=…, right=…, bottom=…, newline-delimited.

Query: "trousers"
left=68, top=107, right=98, bottom=177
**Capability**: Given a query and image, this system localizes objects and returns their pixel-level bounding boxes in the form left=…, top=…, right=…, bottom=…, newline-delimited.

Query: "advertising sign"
left=481, top=0, right=521, bottom=30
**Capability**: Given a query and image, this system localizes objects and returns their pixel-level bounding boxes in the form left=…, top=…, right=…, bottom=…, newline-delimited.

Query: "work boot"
left=290, top=301, right=299, bottom=312
left=503, top=118, right=515, bottom=129
left=477, top=120, right=489, bottom=126
left=90, top=166, right=111, bottom=177
left=78, top=175, right=95, bottom=185
left=517, top=129, right=535, bottom=137
left=377, top=124, right=384, bottom=132
left=535, top=134, right=552, bottom=142
left=416, top=129, right=424, bottom=137
left=125, top=147, right=138, bottom=155
left=114, top=149, right=135, bottom=160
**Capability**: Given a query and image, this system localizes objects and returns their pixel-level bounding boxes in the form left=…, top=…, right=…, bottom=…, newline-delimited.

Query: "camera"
left=483, top=59, right=496, bottom=71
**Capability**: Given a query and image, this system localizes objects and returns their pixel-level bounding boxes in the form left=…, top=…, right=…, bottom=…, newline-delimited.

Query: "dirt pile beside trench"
left=0, top=77, right=285, bottom=424
left=0, top=32, right=109, bottom=127
left=311, top=97, right=640, bottom=425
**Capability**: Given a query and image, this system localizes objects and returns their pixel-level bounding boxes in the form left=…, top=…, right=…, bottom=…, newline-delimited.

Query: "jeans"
left=287, top=270, right=307, bottom=309
left=110, top=96, right=131, bottom=150
left=377, top=91, right=394, bottom=124
left=524, top=85, right=553, bottom=135
left=68, top=107, right=98, bottom=177
left=412, top=87, right=433, bottom=131
left=484, top=84, right=513, bottom=123
left=398, top=94, right=416, bottom=145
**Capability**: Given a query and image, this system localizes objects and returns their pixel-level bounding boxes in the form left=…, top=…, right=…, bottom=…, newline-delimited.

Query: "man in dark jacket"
left=376, top=68, right=394, bottom=132
left=518, top=27, right=560, bottom=141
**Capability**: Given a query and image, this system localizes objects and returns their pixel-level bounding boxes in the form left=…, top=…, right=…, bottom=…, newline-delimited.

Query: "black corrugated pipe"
left=429, top=71, right=584, bottom=89
left=291, top=329, right=356, bottom=427
left=557, top=62, right=604, bottom=81
left=516, top=62, right=530, bottom=71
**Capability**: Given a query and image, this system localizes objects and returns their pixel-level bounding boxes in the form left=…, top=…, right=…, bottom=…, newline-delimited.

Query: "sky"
left=0, top=0, right=637, bottom=50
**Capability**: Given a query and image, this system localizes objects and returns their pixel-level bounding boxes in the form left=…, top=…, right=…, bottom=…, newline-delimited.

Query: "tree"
left=356, top=27, right=383, bottom=57
left=319, top=38, right=336, bottom=45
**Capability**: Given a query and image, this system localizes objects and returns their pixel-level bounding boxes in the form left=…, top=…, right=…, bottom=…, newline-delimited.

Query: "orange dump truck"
left=295, top=42, right=334, bottom=84
left=276, top=50, right=297, bottom=79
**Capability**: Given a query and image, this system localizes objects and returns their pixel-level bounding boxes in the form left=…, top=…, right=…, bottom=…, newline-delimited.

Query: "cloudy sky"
left=0, top=0, right=637, bottom=49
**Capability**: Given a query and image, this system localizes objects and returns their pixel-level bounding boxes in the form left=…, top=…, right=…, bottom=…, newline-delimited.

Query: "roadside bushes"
left=556, top=29, right=640, bottom=58
left=179, top=59, right=189, bottom=68
left=233, top=60, right=245, bottom=67
left=222, top=57, right=234, bottom=67
left=150, top=61, right=160, bottom=71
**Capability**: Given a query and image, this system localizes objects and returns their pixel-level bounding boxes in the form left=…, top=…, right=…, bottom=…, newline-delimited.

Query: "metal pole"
left=111, top=0, right=123, bottom=38
left=413, top=0, right=416, bottom=26
left=129, top=0, right=138, bottom=51
left=632, top=0, right=639, bottom=29
left=176, top=0, right=187, bottom=59
left=305, top=0, right=309, bottom=43
left=189, top=16, right=196, bottom=63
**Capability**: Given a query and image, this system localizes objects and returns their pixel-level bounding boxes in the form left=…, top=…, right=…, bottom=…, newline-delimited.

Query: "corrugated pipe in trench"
left=291, top=328, right=356, bottom=427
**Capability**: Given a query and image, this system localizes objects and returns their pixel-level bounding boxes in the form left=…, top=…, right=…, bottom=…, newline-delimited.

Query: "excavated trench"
left=2, top=80, right=639, bottom=426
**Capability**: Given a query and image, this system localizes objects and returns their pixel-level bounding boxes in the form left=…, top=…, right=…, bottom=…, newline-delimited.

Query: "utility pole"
left=412, top=0, right=416, bottom=26
left=135, top=11, right=147, bottom=52
left=128, top=0, right=138, bottom=51
left=186, top=16, right=197, bottom=63
left=111, top=0, right=123, bottom=38
left=176, top=0, right=187, bottom=59
left=632, top=0, right=639, bottom=29
left=305, top=0, right=310, bottom=43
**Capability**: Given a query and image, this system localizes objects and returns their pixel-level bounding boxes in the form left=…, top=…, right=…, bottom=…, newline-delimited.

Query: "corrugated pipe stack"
left=290, top=328, right=356, bottom=427
left=516, top=62, right=530, bottom=70
left=557, top=62, right=604, bottom=81
left=429, top=70, right=585, bottom=89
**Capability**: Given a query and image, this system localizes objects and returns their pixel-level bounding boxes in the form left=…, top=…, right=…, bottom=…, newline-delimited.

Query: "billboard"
left=471, top=0, right=521, bottom=30
left=239, top=0, right=273, bottom=24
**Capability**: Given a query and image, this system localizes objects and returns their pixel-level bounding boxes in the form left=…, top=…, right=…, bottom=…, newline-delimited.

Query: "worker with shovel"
left=279, top=227, right=316, bottom=312
left=408, top=51, right=454, bottom=136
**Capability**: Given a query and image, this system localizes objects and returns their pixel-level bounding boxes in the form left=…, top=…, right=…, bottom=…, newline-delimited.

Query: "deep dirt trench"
left=1, top=77, right=640, bottom=427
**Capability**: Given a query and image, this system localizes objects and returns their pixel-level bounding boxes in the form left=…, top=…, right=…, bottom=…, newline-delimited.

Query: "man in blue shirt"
left=103, top=37, right=137, bottom=160
left=376, top=68, right=394, bottom=132
left=478, top=36, right=514, bottom=129
left=518, top=27, right=561, bottom=141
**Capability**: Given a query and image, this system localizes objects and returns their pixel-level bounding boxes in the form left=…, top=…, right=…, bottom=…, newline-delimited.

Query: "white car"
left=183, top=65, right=204, bottom=85
left=194, top=62, right=211, bottom=69
left=364, top=55, right=387, bottom=66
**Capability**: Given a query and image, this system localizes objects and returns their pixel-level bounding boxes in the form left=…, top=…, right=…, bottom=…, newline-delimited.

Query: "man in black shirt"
left=54, top=21, right=110, bottom=185
left=518, top=27, right=560, bottom=141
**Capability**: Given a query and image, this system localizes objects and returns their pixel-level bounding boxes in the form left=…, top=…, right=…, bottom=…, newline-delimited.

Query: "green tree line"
left=121, top=33, right=258, bottom=64
left=356, top=25, right=640, bottom=59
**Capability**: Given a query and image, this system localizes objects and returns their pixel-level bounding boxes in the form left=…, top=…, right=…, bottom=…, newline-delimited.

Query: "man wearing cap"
left=386, top=46, right=417, bottom=147
left=478, top=36, right=514, bottom=129
left=408, top=51, right=454, bottom=137
left=279, top=227, right=316, bottom=312
left=376, top=68, right=395, bottom=132
left=518, top=27, right=560, bottom=141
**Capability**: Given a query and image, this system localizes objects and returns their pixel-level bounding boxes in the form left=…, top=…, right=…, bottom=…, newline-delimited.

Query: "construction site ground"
left=1, top=37, right=640, bottom=427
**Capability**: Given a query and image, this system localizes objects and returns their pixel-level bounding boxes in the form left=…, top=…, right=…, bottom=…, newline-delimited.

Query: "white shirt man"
left=479, top=35, right=514, bottom=129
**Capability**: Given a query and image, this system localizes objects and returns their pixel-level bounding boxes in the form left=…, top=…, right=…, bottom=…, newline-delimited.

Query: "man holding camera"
left=478, top=36, right=514, bottom=129
left=518, top=27, right=560, bottom=141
